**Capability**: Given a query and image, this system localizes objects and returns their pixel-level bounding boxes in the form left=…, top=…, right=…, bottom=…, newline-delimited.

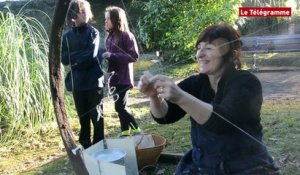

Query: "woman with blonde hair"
left=61, top=0, right=104, bottom=149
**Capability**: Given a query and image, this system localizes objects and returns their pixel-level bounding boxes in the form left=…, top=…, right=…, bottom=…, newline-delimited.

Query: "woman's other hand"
left=150, top=74, right=182, bottom=103
left=102, top=52, right=112, bottom=59
left=138, top=71, right=157, bottom=97
left=138, top=71, right=183, bottom=104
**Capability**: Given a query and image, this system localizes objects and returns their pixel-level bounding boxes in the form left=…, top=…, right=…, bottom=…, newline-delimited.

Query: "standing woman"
left=61, top=0, right=104, bottom=149
left=102, top=6, right=141, bottom=137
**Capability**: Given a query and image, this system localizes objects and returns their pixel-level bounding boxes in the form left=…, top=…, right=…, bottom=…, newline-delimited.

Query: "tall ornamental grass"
left=0, top=8, right=53, bottom=143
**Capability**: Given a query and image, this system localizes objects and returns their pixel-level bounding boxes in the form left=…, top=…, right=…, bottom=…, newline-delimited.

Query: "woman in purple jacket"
left=102, top=6, right=142, bottom=137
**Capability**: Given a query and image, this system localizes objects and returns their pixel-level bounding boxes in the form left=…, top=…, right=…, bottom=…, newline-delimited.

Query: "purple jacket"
left=106, top=31, right=139, bottom=86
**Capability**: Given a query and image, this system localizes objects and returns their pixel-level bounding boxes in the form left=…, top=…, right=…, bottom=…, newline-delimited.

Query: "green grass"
left=134, top=53, right=198, bottom=81
left=241, top=52, right=300, bottom=68
left=1, top=59, right=299, bottom=174
left=2, top=94, right=299, bottom=175
left=261, top=102, right=300, bottom=175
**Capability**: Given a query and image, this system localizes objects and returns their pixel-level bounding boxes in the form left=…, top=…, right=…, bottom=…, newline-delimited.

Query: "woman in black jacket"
left=61, top=0, right=104, bottom=149
left=138, top=23, right=279, bottom=175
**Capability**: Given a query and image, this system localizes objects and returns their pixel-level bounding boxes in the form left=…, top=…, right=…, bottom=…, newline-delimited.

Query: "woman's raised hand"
left=138, top=71, right=182, bottom=103
left=138, top=71, right=157, bottom=97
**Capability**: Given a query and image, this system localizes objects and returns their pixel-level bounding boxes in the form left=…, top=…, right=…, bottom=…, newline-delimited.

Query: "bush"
left=136, top=0, right=241, bottom=62
left=0, top=8, right=53, bottom=142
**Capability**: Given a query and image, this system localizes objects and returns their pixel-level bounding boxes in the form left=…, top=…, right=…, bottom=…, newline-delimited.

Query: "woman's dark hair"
left=105, top=6, right=129, bottom=34
left=105, top=6, right=129, bottom=46
left=196, top=23, right=243, bottom=69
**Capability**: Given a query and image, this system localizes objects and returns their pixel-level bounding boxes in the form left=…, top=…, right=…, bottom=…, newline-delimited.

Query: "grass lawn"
left=1, top=53, right=300, bottom=175
left=2, top=95, right=299, bottom=175
left=241, top=51, right=300, bottom=69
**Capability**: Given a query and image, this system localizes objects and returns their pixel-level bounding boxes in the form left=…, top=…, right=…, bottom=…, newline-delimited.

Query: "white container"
left=93, top=149, right=126, bottom=165
left=83, top=137, right=138, bottom=175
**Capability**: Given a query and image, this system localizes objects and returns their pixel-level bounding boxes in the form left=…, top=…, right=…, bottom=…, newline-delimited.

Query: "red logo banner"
left=239, top=7, right=292, bottom=17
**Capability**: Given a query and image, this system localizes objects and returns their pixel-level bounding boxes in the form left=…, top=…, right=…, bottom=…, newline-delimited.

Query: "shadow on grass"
left=21, top=155, right=178, bottom=175
left=20, top=156, right=75, bottom=175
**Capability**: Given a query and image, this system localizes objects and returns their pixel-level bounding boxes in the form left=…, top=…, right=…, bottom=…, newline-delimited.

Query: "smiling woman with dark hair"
left=138, top=23, right=280, bottom=175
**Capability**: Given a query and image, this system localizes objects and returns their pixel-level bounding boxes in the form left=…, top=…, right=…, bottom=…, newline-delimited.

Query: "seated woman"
left=138, top=23, right=280, bottom=175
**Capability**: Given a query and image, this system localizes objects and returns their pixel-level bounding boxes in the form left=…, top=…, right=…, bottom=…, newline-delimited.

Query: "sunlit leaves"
left=137, top=0, right=241, bottom=62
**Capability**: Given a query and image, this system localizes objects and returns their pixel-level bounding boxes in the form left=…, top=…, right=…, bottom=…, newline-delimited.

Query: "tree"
left=137, top=0, right=241, bottom=61
left=48, top=0, right=88, bottom=174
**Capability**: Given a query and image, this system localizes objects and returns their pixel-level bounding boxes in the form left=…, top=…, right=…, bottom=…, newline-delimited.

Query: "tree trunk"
left=48, top=0, right=89, bottom=174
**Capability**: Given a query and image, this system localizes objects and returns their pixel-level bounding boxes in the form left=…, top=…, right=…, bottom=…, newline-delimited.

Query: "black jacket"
left=61, top=24, right=104, bottom=91
left=154, top=68, right=278, bottom=174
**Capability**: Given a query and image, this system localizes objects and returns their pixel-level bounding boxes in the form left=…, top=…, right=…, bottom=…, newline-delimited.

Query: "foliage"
left=237, top=17, right=289, bottom=36
left=241, top=0, right=287, bottom=6
left=291, top=12, right=300, bottom=34
left=0, top=8, right=54, bottom=142
left=136, top=0, right=241, bottom=62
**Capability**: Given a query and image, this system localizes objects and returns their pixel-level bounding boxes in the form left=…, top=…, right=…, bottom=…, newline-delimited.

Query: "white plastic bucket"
left=92, top=149, right=126, bottom=165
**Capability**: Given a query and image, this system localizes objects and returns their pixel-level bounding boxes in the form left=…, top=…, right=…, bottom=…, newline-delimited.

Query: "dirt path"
left=131, top=70, right=300, bottom=104
left=254, top=70, right=300, bottom=102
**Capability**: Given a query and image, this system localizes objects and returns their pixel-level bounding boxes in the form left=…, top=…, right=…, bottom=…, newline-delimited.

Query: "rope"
left=64, top=0, right=291, bottom=152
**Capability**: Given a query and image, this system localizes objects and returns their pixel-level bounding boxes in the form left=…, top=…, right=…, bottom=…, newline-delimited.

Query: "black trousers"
left=113, top=85, right=139, bottom=132
left=73, top=88, right=104, bottom=148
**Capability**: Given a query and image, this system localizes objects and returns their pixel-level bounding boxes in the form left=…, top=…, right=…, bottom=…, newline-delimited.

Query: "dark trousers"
left=113, top=85, right=138, bottom=132
left=73, top=88, right=104, bottom=148
left=176, top=150, right=280, bottom=175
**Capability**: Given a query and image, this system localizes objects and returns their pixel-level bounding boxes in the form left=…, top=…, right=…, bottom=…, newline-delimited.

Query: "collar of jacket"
left=71, top=23, right=88, bottom=33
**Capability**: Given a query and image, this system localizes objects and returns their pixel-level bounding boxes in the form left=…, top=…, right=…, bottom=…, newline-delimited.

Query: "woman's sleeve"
left=108, top=32, right=139, bottom=64
left=61, top=32, right=89, bottom=67
left=203, top=73, right=263, bottom=134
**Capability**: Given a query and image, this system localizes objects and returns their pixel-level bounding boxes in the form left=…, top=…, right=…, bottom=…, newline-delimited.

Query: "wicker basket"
left=135, top=135, right=166, bottom=169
